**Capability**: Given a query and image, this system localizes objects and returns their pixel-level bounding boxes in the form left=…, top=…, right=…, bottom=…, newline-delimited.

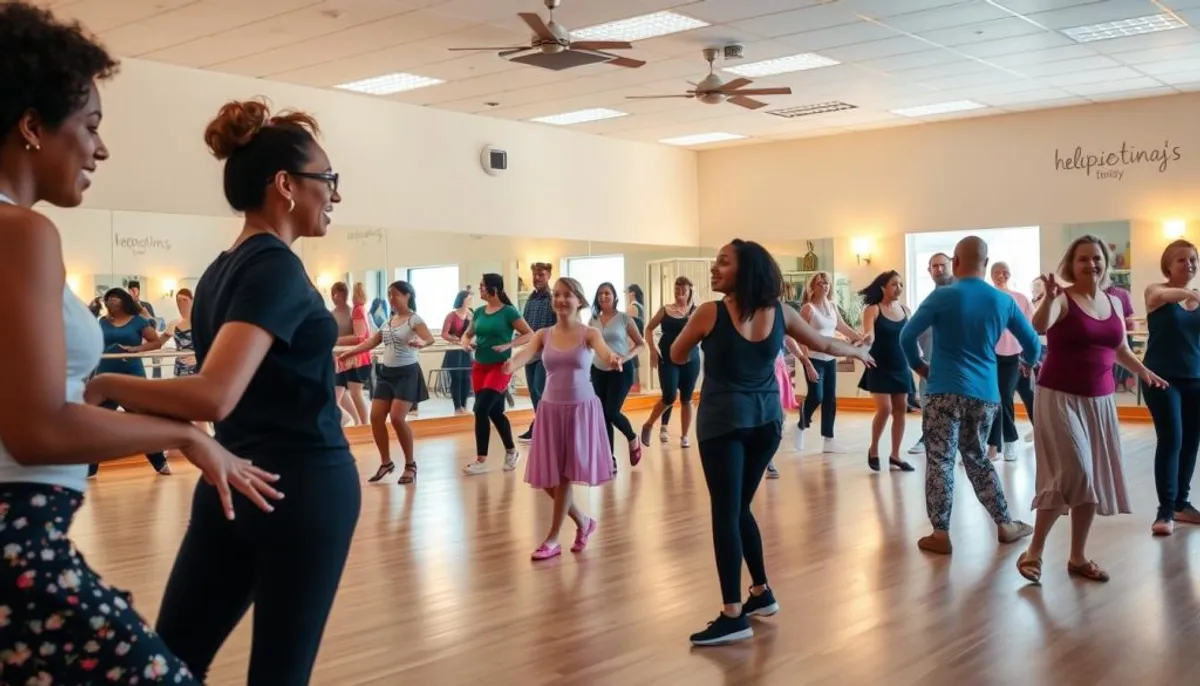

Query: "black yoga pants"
left=155, top=461, right=361, bottom=685
left=799, top=357, right=838, bottom=438
left=591, top=365, right=636, bottom=450
left=473, top=388, right=514, bottom=456
left=698, top=422, right=781, bottom=605
left=658, top=356, right=700, bottom=426
left=987, top=353, right=1020, bottom=448
left=1143, top=378, right=1200, bottom=521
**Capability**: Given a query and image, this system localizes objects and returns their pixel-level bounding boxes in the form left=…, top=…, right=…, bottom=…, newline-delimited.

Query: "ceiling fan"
left=448, top=0, right=646, bottom=69
left=627, top=48, right=792, bottom=110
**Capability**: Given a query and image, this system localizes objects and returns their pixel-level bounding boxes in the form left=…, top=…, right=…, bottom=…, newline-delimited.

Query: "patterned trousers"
left=923, top=394, right=1014, bottom=531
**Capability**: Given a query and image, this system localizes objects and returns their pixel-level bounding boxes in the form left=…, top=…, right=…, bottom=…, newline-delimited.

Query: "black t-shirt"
left=192, top=233, right=350, bottom=468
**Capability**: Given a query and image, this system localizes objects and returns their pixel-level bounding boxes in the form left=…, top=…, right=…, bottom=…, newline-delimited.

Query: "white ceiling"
left=35, top=0, right=1200, bottom=148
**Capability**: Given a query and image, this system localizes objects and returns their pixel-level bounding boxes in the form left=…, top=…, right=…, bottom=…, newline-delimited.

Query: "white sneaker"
left=1003, top=442, right=1017, bottom=462
left=503, top=450, right=521, bottom=471
left=681, top=436, right=691, bottom=449
left=823, top=438, right=846, bottom=454
left=907, top=440, right=925, bottom=455
left=792, top=428, right=805, bottom=452
left=463, top=461, right=489, bottom=476
left=660, top=427, right=669, bottom=443
left=1024, top=430, right=1034, bottom=443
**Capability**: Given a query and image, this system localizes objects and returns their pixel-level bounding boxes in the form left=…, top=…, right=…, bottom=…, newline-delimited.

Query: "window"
left=906, top=227, right=1041, bottom=309
left=407, top=265, right=461, bottom=332
left=565, top=255, right=626, bottom=324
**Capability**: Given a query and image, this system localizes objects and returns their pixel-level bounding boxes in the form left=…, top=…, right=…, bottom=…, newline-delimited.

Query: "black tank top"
left=697, top=301, right=784, bottom=442
left=658, top=306, right=699, bottom=362
left=1144, top=301, right=1200, bottom=379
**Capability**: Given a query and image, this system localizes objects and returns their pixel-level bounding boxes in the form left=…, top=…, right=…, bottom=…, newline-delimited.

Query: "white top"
left=805, top=299, right=838, bottom=361
left=380, top=312, right=424, bottom=367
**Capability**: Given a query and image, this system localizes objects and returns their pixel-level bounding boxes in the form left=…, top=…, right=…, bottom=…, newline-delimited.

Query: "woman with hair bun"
left=0, top=3, right=280, bottom=682
left=85, top=98, right=356, bottom=682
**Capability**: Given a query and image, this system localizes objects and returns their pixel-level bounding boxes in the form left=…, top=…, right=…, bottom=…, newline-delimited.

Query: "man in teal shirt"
left=899, top=237, right=1041, bottom=555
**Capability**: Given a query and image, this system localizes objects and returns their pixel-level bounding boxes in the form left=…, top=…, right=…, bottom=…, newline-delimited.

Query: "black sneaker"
left=743, top=587, right=779, bottom=617
left=689, top=612, right=753, bottom=647
left=518, top=427, right=533, bottom=443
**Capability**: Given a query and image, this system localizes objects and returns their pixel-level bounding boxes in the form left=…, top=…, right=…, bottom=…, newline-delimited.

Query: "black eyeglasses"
left=290, top=171, right=339, bottom=193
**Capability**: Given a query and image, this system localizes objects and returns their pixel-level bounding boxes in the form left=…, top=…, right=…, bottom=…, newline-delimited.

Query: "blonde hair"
left=554, top=277, right=589, bottom=312
left=802, top=271, right=832, bottom=305
left=351, top=282, right=367, bottom=306
left=1161, top=239, right=1198, bottom=277
left=1058, top=235, right=1111, bottom=289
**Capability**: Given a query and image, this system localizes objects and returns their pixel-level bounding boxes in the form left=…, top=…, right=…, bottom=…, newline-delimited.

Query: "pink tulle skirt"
left=524, top=396, right=614, bottom=489
left=775, top=353, right=799, bottom=410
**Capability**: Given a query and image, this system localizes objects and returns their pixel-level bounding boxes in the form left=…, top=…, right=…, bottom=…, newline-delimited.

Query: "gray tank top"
left=591, top=311, right=633, bottom=370
left=0, top=194, right=104, bottom=492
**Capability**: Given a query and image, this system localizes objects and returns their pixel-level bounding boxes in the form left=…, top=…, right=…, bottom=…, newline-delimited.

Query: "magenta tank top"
left=1037, top=294, right=1124, bottom=397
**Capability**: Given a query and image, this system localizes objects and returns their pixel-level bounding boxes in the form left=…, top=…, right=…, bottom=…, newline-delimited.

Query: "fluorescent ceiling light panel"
left=768, top=101, right=857, bottom=118
left=890, top=100, right=985, bottom=117
left=722, top=53, right=840, bottom=78
left=529, top=108, right=628, bottom=126
left=335, top=72, right=444, bottom=95
left=571, top=11, right=710, bottom=42
left=1062, top=14, right=1186, bottom=43
left=659, top=132, right=747, bottom=146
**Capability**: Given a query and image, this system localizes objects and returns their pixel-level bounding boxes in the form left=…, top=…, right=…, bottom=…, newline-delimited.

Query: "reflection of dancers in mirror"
left=590, top=282, right=646, bottom=470
left=163, top=287, right=212, bottom=436
left=86, top=99, right=357, bottom=682
left=441, top=289, right=474, bottom=415
left=626, top=284, right=645, bottom=393
left=795, top=271, right=862, bottom=453
left=641, top=276, right=700, bottom=448
left=0, top=6, right=278, bottom=680
left=331, top=281, right=369, bottom=425
left=763, top=336, right=806, bottom=479
left=505, top=277, right=619, bottom=560
left=89, top=287, right=171, bottom=477
left=857, top=272, right=916, bottom=472
left=518, top=262, right=554, bottom=442
left=1142, top=240, right=1200, bottom=536
left=1017, top=236, right=1165, bottom=581
left=340, top=281, right=434, bottom=484
left=462, top=274, right=534, bottom=475
left=673, top=240, right=874, bottom=647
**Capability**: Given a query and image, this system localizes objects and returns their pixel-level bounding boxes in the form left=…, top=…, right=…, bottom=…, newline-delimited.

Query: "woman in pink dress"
left=504, top=277, right=622, bottom=561
left=1017, top=236, right=1167, bottom=583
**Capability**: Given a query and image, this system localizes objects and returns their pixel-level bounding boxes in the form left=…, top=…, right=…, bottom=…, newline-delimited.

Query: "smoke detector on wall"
left=723, top=44, right=744, bottom=60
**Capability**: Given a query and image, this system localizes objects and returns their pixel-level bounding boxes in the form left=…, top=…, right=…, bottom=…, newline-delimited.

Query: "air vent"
left=766, top=101, right=857, bottom=118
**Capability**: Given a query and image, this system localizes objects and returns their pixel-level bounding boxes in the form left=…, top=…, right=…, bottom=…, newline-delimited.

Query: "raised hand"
left=1038, top=273, right=1063, bottom=299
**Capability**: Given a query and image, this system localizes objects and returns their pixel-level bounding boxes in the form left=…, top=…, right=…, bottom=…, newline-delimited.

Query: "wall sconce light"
left=1164, top=219, right=1187, bottom=239
left=65, top=274, right=82, bottom=296
left=315, top=274, right=335, bottom=291
left=161, top=278, right=178, bottom=298
left=851, top=237, right=872, bottom=266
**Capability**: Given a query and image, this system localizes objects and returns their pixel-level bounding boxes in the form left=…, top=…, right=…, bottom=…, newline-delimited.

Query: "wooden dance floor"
left=72, top=412, right=1198, bottom=685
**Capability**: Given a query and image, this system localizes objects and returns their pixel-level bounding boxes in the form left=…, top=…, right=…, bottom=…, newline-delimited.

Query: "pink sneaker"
left=630, top=440, right=643, bottom=467
left=572, top=518, right=597, bottom=553
left=531, top=543, right=562, bottom=561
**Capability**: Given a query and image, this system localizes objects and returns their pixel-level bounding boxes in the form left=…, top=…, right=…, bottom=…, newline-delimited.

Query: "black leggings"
left=443, top=350, right=472, bottom=411
left=658, top=355, right=700, bottom=426
left=1016, top=370, right=1035, bottom=425
left=88, top=399, right=168, bottom=476
left=1143, top=378, right=1200, bottom=521
left=591, top=366, right=636, bottom=450
left=988, top=354, right=1021, bottom=448
left=799, top=357, right=838, bottom=438
left=473, top=388, right=514, bottom=456
left=698, top=423, right=781, bottom=605
left=156, top=461, right=360, bottom=685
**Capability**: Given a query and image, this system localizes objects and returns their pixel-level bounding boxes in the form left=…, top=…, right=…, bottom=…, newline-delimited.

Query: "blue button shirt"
left=900, top=277, right=1040, bottom=403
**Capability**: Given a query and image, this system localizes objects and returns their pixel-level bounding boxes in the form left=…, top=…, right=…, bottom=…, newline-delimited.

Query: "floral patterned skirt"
left=0, top=482, right=198, bottom=684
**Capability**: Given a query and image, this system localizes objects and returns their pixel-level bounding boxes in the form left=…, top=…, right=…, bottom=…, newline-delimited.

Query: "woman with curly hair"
left=0, top=3, right=279, bottom=682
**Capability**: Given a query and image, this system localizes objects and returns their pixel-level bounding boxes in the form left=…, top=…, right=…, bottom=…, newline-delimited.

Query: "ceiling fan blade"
left=448, top=46, right=531, bottom=51
left=726, top=87, right=792, bottom=96
left=518, top=12, right=556, bottom=41
left=571, top=40, right=633, bottom=50
left=626, top=94, right=693, bottom=99
left=606, top=56, right=646, bottom=68
left=729, top=96, right=768, bottom=110
left=718, top=78, right=753, bottom=92
left=499, top=47, right=534, bottom=57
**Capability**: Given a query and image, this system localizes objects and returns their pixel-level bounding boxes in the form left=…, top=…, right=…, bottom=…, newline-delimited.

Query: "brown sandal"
left=1067, top=560, right=1109, bottom=582
left=1016, top=552, right=1042, bottom=583
left=399, top=462, right=417, bottom=485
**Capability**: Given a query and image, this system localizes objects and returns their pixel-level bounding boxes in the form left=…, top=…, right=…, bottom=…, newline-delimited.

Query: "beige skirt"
left=1031, top=387, right=1130, bottom=517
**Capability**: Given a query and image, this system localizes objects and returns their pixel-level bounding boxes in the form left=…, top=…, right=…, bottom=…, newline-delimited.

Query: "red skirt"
left=472, top=361, right=512, bottom=394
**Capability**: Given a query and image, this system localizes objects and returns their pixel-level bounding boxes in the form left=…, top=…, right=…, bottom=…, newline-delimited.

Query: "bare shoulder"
left=0, top=206, right=64, bottom=264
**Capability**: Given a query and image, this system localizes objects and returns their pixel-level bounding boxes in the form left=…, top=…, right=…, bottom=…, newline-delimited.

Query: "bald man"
left=899, top=236, right=1041, bottom=554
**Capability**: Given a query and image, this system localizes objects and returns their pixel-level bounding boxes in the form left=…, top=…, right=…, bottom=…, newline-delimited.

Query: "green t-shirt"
left=473, top=304, right=521, bottom=364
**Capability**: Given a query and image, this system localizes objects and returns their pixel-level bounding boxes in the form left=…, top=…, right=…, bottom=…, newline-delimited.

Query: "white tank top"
left=0, top=195, right=103, bottom=492
left=804, top=299, right=838, bottom=361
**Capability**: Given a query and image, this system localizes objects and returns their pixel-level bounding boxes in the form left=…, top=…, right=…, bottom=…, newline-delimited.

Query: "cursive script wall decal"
left=1055, top=140, right=1182, bottom=180
left=347, top=228, right=385, bottom=244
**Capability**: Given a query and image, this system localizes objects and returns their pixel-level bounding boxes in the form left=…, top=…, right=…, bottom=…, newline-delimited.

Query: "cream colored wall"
left=84, top=58, right=700, bottom=247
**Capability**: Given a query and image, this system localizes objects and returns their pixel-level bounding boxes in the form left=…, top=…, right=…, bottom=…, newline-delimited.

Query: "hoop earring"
left=287, top=198, right=296, bottom=213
